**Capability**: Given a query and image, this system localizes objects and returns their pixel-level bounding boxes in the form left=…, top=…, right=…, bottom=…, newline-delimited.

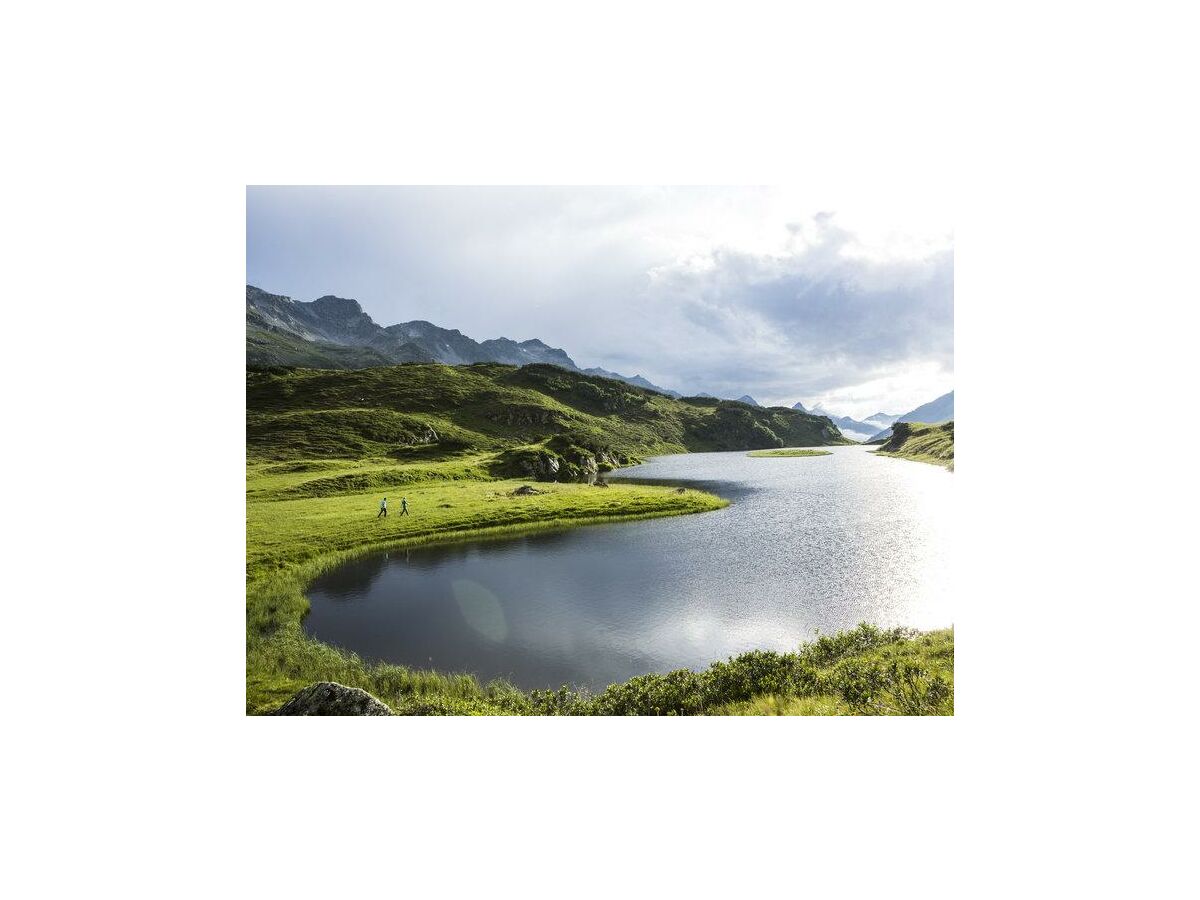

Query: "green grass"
left=747, top=448, right=833, bottom=458
left=247, top=324, right=399, bottom=369
left=246, top=459, right=730, bottom=713
left=246, top=362, right=950, bottom=715
left=247, top=363, right=850, bottom=462
left=873, top=421, right=954, bottom=469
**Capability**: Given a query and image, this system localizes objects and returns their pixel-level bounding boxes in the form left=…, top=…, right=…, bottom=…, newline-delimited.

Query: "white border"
left=5, top=2, right=1195, bottom=896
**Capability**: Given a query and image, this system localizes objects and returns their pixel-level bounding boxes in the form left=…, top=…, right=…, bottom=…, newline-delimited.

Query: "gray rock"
left=512, top=484, right=542, bottom=496
left=269, top=681, right=393, bottom=716
left=516, top=452, right=560, bottom=480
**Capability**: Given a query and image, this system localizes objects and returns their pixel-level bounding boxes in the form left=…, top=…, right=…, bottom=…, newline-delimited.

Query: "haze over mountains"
left=811, top=409, right=898, bottom=442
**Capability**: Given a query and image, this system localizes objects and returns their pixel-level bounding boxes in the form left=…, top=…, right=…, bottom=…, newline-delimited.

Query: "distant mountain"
left=867, top=391, right=954, bottom=442
left=246, top=285, right=681, bottom=396
left=825, top=417, right=878, bottom=442
left=864, top=411, right=900, bottom=430
left=809, top=405, right=879, bottom=442
left=737, top=395, right=760, bottom=406
left=582, top=367, right=681, bottom=398
left=786, top=401, right=899, bottom=442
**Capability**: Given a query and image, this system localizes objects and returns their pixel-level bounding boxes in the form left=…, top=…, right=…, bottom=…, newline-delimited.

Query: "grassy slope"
left=873, top=421, right=954, bottom=469
left=247, top=362, right=849, bottom=460
left=246, top=468, right=727, bottom=714
left=247, top=324, right=398, bottom=369
left=247, top=363, right=951, bottom=715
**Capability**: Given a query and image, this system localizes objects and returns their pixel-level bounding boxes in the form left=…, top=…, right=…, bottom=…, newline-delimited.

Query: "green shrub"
left=586, top=669, right=707, bottom=716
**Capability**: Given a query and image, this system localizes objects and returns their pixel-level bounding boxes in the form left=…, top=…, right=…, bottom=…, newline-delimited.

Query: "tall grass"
left=873, top=421, right=954, bottom=469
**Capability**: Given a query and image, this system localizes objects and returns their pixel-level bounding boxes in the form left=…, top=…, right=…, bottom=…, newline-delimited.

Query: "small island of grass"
left=746, top=448, right=833, bottom=458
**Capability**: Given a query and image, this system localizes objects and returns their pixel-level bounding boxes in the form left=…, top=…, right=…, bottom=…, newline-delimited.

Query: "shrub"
left=586, top=669, right=707, bottom=716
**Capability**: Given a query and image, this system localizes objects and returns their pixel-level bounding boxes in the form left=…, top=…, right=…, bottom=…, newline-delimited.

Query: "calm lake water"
left=303, top=446, right=952, bottom=691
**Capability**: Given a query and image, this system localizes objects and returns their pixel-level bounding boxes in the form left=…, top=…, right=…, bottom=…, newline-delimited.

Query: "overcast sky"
left=247, top=186, right=952, bottom=418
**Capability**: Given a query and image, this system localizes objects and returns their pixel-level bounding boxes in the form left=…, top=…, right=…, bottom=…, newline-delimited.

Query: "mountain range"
left=866, top=391, right=954, bottom=442
left=247, top=286, right=951, bottom=437
left=805, top=407, right=902, bottom=442
left=246, top=286, right=681, bottom=397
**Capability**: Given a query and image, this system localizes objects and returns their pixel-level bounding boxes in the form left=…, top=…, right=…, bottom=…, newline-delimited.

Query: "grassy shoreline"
left=246, top=463, right=729, bottom=713
left=246, top=462, right=953, bottom=715
left=246, top=458, right=955, bottom=720
left=245, top=365, right=950, bottom=715
left=872, top=421, right=954, bottom=469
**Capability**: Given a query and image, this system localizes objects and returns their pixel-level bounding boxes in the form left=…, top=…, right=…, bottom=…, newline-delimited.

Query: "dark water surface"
left=303, top=446, right=952, bottom=690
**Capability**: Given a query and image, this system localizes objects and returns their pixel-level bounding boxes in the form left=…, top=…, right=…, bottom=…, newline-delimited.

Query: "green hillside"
left=873, top=421, right=954, bottom=469
left=248, top=362, right=849, bottom=475
left=247, top=325, right=397, bottom=369
left=247, top=362, right=866, bottom=715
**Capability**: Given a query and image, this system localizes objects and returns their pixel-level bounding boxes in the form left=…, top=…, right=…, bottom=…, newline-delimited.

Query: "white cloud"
left=247, top=187, right=953, bottom=416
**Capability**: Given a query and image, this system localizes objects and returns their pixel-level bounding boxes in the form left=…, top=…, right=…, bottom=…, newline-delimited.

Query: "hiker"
left=377, top=497, right=388, bottom=518
left=400, top=496, right=409, bottom=516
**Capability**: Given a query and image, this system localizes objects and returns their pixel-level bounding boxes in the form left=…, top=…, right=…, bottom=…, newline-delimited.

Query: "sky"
left=247, top=186, right=953, bottom=418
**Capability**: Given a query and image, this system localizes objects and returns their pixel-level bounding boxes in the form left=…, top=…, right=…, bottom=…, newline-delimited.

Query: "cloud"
left=247, top=187, right=952, bottom=417
left=638, top=213, right=954, bottom=412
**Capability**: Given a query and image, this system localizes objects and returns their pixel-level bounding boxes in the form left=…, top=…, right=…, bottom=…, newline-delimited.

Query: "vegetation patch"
left=247, top=363, right=848, bottom=463
left=873, top=421, right=954, bottom=469
left=746, top=448, right=833, bottom=458
left=277, top=463, right=490, bottom=499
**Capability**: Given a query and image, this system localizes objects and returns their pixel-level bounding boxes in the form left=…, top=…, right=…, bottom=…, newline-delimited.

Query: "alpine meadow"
left=246, top=186, right=955, bottom=716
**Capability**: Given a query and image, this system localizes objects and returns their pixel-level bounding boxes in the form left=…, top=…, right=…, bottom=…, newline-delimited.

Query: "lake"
left=303, top=445, right=952, bottom=691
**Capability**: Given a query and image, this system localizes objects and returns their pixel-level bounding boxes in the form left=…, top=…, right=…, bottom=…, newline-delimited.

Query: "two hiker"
left=377, top=496, right=408, bottom=518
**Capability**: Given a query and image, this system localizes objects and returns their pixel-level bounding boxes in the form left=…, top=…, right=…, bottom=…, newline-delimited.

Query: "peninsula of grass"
left=872, top=421, right=954, bottom=469
left=747, top=448, right=833, bottom=458
left=246, top=362, right=951, bottom=715
left=246, top=460, right=729, bottom=713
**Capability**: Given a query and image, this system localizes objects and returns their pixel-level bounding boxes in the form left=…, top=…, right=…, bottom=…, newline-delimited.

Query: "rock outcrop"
left=269, top=681, right=394, bottom=716
left=492, top=443, right=629, bottom=483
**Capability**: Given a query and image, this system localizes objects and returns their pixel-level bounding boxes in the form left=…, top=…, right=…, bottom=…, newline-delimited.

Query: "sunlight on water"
left=305, top=446, right=952, bottom=690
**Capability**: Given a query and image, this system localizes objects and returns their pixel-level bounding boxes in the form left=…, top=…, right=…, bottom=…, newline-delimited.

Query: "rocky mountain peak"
left=310, top=295, right=364, bottom=317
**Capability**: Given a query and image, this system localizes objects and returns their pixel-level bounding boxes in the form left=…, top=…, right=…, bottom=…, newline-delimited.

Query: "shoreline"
left=246, top=472, right=728, bottom=713
left=245, top=450, right=952, bottom=716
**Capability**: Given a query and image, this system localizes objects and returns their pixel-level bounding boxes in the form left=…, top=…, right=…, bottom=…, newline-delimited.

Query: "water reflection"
left=304, top=446, right=952, bottom=690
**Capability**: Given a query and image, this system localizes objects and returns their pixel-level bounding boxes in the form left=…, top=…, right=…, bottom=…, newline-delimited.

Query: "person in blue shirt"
left=377, top=497, right=388, bottom=518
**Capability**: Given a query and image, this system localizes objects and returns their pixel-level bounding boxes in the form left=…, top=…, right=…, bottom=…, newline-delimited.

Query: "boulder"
left=269, top=681, right=393, bottom=716
left=513, top=484, right=542, bottom=496
left=398, top=423, right=438, bottom=447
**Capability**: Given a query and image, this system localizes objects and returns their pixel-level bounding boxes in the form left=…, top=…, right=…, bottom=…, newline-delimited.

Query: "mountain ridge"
left=247, top=285, right=681, bottom=397
left=867, top=391, right=954, bottom=442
